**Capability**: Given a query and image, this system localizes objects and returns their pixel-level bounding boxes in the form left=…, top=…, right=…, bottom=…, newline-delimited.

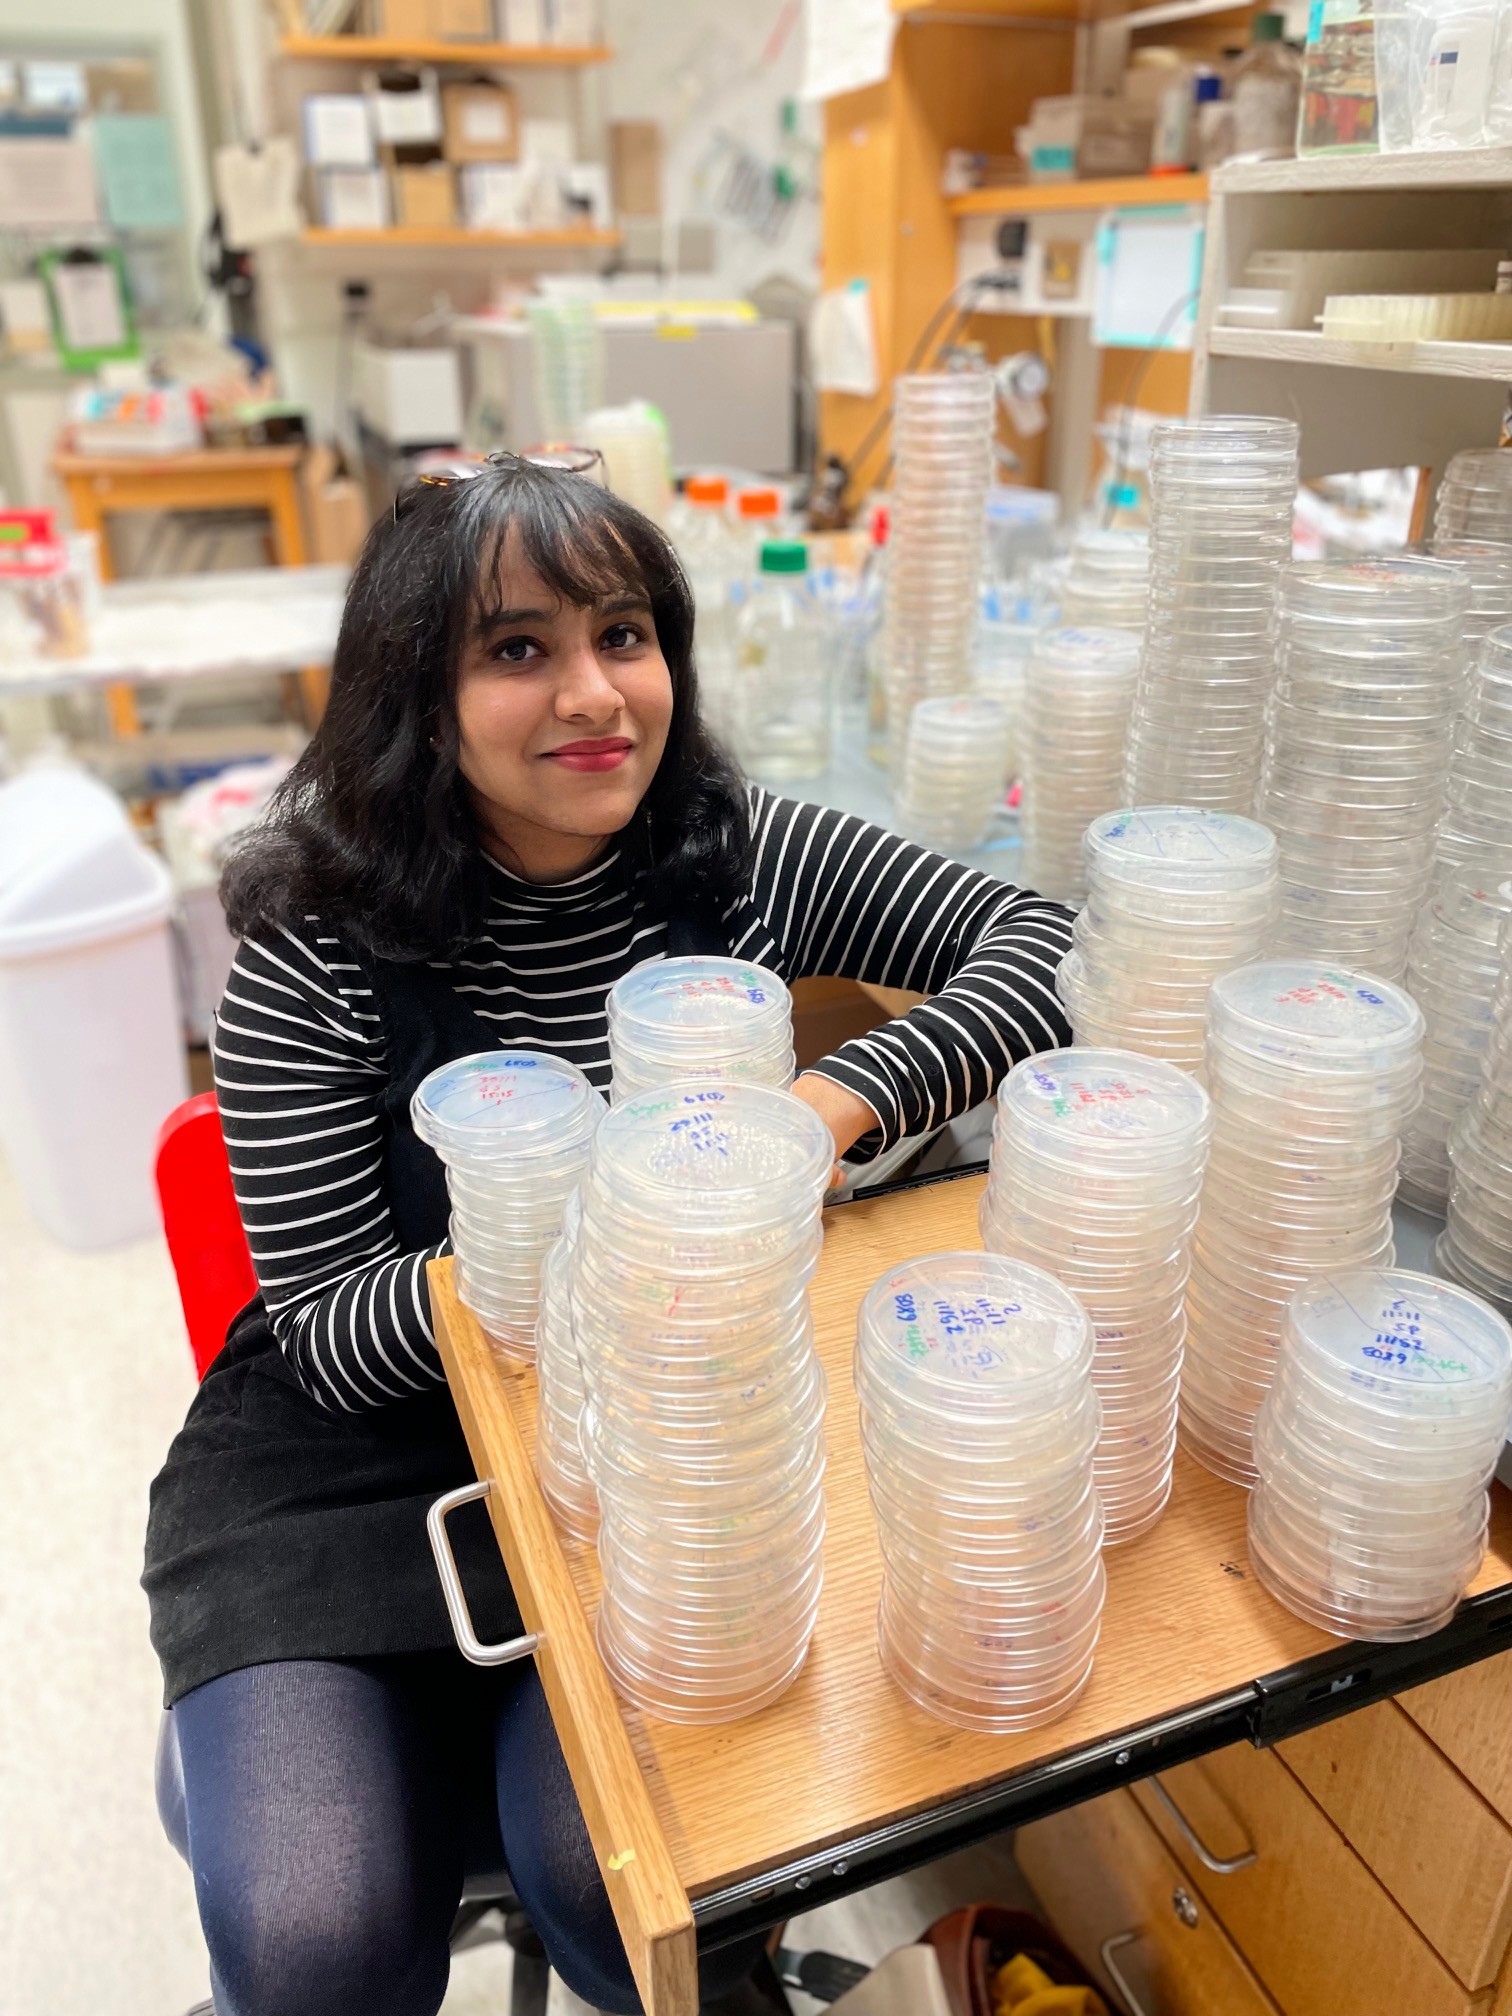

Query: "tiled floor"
left=0, top=1153, right=1031, bottom=2015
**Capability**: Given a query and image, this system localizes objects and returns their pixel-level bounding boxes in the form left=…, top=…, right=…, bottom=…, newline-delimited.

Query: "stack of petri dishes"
left=1422, top=536, right=1512, bottom=655
left=1058, top=527, right=1150, bottom=634
left=1258, top=556, right=1471, bottom=983
left=880, top=371, right=996, bottom=769
left=1249, top=1269, right=1512, bottom=1641
left=1181, top=960, right=1425, bottom=1486
left=1058, top=806, right=1279, bottom=1073
left=1020, top=626, right=1142, bottom=903
left=606, top=956, right=794, bottom=1103
left=856, top=1252, right=1105, bottom=1732
left=897, top=694, right=1015, bottom=851
left=526, top=296, right=605, bottom=438
left=1123, top=415, right=1299, bottom=813
left=1399, top=871, right=1512, bottom=1214
left=411, top=1050, right=606, bottom=1362
left=1434, top=448, right=1512, bottom=541
left=534, top=1193, right=597, bottom=1543
left=1436, top=626, right=1512, bottom=885
left=572, top=1082, right=833, bottom=1723
left=971, top=585, right=1040, bottom=784
left=1441, top=914, right=1512, bottom=1305
left=980, top=1051, right=1211, bottom=1544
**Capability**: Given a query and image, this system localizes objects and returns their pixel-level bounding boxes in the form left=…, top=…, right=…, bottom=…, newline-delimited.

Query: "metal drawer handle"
left=427, top=1481, right=541, bottom=1668
left=1100, top=1931, right=1152, bottom=2016
left=1149, top=1774, right=1257, bottom=1875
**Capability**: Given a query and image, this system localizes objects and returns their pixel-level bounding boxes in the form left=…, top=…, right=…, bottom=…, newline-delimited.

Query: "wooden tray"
left=431, top=1172, right=1512, bottom=2016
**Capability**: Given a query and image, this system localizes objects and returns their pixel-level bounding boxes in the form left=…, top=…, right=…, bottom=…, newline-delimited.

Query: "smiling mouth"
left=545, top=738, right=635, bottom=773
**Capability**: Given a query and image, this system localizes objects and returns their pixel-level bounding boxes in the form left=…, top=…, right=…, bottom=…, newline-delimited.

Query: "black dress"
left=143, top=915, right=725, bottom=1708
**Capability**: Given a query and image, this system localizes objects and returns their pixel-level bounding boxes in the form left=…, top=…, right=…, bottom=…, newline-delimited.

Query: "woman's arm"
left=734, top=789, right=1075, bottom=1158
left=211, top=924, right=447, bottom=1411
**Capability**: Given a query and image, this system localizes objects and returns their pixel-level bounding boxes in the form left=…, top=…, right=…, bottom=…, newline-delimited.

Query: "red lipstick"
left=545, top=737, right=634, bottom=773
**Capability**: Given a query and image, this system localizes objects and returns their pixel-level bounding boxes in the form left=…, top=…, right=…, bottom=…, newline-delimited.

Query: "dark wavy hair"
left=221, top=457, right=751, bottom=960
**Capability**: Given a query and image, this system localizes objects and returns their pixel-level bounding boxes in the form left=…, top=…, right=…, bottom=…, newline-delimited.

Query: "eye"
left=602, top=621, right=646, bottom=652
left=491, top=635, right=543, bottom=665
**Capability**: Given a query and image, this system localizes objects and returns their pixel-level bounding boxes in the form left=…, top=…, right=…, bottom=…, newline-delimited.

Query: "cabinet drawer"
left=1016, top=1788, right=1282, bottom=2016
left=1400, top=1649, right=1512, bottom=1831
left=1279, top=1700, right=1512, bottom=1988
left=1133, top=1745, right=1487, bottom=2016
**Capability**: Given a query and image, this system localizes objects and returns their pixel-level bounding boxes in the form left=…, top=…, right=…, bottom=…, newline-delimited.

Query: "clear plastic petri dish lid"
left=995, top=1048, right=1211, bottom=1169
left=1030, top=626, right=1143, bottom=680
left=1208, top=959, right=1424, bottom=1068
left=858, top=1251, right=1094, bottom=1410
left=412, top=1049, right=603, bottom=1160
left=608, top=954, right=791, bottom=1049
left=1281, top=1268, right=1512, bottom=1419
left=589, top=1079, right=832, bottom=1224
left=1085, top=806, right=1278, bottom=892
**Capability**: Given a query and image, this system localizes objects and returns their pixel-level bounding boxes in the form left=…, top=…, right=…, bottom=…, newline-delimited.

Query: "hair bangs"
left=464, top=468, right=670, bottom=639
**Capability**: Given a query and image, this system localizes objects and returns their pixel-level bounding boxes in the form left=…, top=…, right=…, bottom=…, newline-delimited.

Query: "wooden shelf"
left=278, top=33, right=610, bottom=65
left=301, top=225, right=619, bottom=249
left=949, top=172, right=1207, bottom=216
left=1216, top=147, right=1512, bottom=195
left=1209, top=324, right=1512, bottom=381
left=896, top=0, right=1082, bottom=20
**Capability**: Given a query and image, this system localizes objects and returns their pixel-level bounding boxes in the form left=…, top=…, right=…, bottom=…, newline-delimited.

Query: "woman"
left=144, top=454, right=1075, bottom=2016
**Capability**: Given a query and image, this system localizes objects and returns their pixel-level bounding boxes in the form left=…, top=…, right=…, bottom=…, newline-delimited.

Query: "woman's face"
left=454, top=541, right=674, bottom=877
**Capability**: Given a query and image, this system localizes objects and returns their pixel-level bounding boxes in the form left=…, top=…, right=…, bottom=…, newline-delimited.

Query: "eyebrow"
left=476, top=590, right=651, bottom=636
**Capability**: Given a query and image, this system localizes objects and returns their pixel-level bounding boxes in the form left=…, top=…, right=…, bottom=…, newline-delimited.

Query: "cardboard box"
left=441, top=78, right=517, bottom=162
left=610, top=120, right=661, bottom=216
left=432, top=0, right=495, bottom=38
left=392, top=161, right=456, bottom=226
left=374, top=0, right=432, bottom=38
left=301, top=444, right=370, bottom=568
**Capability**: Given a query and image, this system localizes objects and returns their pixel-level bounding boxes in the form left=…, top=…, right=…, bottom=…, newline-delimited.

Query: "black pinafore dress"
left=143, top=913, right=725, bottom=1708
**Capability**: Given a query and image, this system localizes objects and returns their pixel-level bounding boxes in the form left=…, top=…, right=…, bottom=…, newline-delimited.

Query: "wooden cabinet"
left=1131, top=1746, right=1486, bottom=2016
left=1399, top=1649, right=1512, bottom=1832
left=1279, top=1701, right=1512, bottom=1988
left=1016, top=1787, right=1282, bottom=2016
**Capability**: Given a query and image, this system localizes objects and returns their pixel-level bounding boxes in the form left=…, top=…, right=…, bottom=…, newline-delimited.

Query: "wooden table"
left=51, top=447, right=311, bottom=733
left=430, top=1171, right=1512, bottom=2016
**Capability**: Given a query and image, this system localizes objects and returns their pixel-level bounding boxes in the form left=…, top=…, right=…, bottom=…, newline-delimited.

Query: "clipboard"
left=38, top=246, right=139, bottom=372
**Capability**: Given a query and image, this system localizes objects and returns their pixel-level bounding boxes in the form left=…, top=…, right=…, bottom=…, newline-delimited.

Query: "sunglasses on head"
left=393, top=445, right=606, bottom=522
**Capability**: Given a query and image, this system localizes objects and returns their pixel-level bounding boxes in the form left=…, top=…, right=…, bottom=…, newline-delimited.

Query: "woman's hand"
left=791, top=1071, right=884, bottom=1189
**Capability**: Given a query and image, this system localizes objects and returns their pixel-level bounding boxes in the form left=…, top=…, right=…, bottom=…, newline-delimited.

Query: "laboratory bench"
left=429, top=1167, right=1512, bottom=2016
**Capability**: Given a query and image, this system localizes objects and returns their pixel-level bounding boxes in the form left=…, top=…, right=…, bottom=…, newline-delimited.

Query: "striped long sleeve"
left=732, top=789, right=1075, bottom=1154
left=211, top=926, right=447, bottom=1409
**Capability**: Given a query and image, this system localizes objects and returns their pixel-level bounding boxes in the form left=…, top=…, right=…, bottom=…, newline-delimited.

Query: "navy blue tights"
left=172, top=1654, right=753, bottom=2016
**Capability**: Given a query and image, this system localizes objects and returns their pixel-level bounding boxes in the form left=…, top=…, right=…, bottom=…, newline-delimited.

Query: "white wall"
left=600, top=0, right=820, bottom=297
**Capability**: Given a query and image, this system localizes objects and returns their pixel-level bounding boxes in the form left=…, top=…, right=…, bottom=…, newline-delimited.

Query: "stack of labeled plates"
left=897, top=694, right=1015, bottom=850
left=1435, top=625, right=1512, bottom=887
left=1020, top=626, right=1142, bottom=903
left=1442, top=911, right=1512, bottom=1307
left=857, top=1252, right=1105, bottom=1732
left=534, top=1193, right=596, bottom=1542
left=1250, top=1270, right=1512, bottom=1640
left=607, top=956, right=794, bottom=1102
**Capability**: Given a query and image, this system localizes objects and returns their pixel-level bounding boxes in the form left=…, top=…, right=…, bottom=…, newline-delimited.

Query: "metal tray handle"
left=1149, top=1773, right=1258, bottom=1874
left=427, top=1480, right=541, bottom=1668
left=1100, top=1931, right=1152, bottom=2016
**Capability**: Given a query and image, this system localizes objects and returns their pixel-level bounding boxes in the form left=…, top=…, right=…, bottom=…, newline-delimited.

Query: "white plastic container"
left=0, top=768, right=186, bottom=1247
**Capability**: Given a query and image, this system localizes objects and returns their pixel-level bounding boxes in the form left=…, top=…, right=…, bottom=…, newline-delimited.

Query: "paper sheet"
left=0, top=136, right=99, bottom=228
left=810, top=281, right=879, bottom=395
left=800, top=0, right=897, bottom=101
left=92, top=114, right=184, bottom=231
left=214, top=139, right=304, bottom=248
left=51, top=261, right=129, bottom=355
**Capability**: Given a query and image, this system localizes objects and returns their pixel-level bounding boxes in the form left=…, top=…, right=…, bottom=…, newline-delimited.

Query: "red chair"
left=154, top=1092, right=257, bottom=1380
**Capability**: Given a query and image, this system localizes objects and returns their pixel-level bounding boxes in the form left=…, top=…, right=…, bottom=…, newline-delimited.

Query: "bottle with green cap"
left=732, top=537, right=831, bottom=782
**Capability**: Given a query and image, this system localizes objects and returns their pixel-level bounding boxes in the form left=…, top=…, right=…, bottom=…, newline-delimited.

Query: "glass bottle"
left=735, top=540, right=831, bottom=782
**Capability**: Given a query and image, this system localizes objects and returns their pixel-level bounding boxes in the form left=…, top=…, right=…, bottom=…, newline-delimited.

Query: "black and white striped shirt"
left=212, top=788, right=1074, bottom=1411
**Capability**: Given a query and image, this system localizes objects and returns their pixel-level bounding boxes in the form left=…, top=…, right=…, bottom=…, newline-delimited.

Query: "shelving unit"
left=1208, top=326, right=1512, bottom=382
left=278, top=34, right=610, bottom=65
left=948, top=173, right=1208, bottom=216
left=300, top=225, right=619, bottom=249
left=1192, top=152, right=1512, bottom=483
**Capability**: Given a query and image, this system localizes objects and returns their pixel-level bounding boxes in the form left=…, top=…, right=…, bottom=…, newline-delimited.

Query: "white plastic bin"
left=0, top=768, right=187, bottom=1248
